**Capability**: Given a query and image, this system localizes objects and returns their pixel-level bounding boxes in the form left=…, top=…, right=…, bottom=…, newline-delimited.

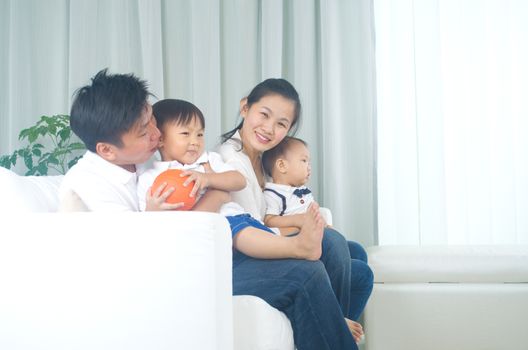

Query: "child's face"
left=114, top=104, right=161, bottom=166
left=240, top=94, right=295, bottom=155
left=284, top=141, right=311, bottom=187
left=159, top=116, right=205, bottom=165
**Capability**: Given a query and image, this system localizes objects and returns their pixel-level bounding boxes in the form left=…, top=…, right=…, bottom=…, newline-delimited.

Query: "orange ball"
left=151, top=169, right=197, bottom=210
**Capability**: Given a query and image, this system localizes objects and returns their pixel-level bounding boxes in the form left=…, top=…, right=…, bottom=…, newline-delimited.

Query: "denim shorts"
left=226, top=214, right=274, bottom=237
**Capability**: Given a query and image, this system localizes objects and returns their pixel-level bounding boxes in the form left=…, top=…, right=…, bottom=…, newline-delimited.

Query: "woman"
left=218, top=78, right=373, bottom=350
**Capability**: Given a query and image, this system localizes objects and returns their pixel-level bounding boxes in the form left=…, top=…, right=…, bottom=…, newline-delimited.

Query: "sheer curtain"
left=0, top=0, right=377, bottom=246
left=375, top=0, right=528, bottom=245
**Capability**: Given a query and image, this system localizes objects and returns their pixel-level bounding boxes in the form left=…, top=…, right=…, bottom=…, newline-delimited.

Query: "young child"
left=262, top=136, right=321, bottom=231
left=137, top=99, right=284, bottom=239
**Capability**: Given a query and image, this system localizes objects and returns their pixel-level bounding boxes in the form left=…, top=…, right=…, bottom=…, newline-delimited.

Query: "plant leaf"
left=59, top=128, right=71, bottom=142
left=48, top=155, right=59, bottom=165
left=68, top=156, right=82, bottom=169
left=69, top=142, right=86, bottom=150
left=37, top=162, right=48, bottom=176
left=32, top=148, right=42, bottom=157
left=24, top=154, right=33, bottom=169
left=0, top=155, right=12, bottom=169
left=28, top=129, right=39, bottom=143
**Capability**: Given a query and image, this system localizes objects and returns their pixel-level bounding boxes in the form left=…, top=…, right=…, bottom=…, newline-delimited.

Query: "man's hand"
left=145, top=182, right=184, bottom=211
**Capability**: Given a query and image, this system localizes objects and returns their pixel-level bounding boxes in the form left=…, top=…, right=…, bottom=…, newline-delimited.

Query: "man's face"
left=113, top=104, right=161, bottom=168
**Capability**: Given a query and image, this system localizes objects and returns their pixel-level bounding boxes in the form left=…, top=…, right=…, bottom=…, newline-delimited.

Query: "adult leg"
left=319, top=228, right=352, bottom=316
left=348, top=240, right=368, bottom=263
left=320, top=228, right=373, bottom=320
left=233, top=253, right=357, bottom=350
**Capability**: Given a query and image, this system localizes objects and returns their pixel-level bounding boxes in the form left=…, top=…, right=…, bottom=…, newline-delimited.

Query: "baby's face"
left=284, top=141, right=311, bottom=187
left=159, top=116, right=205, bottom=165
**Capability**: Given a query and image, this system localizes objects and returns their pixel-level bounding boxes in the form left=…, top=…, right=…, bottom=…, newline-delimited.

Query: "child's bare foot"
left=293, top=202, right=324, bottom=260
left=345, top=318, right=364, bottom=344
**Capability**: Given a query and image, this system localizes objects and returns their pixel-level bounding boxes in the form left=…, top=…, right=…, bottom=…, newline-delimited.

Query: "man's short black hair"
left=70, top=68, right=151, bottom=152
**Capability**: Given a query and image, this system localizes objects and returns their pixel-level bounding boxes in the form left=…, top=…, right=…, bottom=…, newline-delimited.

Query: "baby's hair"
left=262, top=136, right=307, bottom=177
left=152, top=99, right=205, bottom=131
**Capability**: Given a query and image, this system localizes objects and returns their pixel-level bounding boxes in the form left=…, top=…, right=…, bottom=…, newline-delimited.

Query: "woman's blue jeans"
left=232, top=228, right=373, bottom=350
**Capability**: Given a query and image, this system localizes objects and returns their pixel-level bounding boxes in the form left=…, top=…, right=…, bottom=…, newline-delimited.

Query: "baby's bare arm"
left=264, top=213, right=306, bottom=230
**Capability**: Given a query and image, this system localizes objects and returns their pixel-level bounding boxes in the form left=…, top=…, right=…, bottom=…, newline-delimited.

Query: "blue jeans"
left=232, top=228, right=373, bottom=350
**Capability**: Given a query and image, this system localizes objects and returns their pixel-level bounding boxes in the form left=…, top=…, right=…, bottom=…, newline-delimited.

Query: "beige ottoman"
left=364, top=245, right=528, bottom=350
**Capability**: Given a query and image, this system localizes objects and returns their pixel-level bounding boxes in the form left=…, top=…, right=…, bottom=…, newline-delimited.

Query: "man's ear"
left=239, top=97, right=249, bottom=117
left=277, top=158, right=288, bottom=174
left=95, top=142, right=118, bottom=162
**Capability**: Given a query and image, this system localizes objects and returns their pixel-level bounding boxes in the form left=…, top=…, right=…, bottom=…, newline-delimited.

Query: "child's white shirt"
left=137, top=151, right=245, bottom=216
left=263, top=182, right=315, bottom=216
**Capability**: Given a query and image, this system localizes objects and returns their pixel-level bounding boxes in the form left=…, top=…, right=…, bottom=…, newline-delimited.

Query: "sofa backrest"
left=0, top=167, right=63, bottom=212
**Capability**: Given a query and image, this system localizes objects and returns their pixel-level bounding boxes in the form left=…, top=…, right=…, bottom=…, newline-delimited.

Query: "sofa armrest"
left=319, top=207, right=333, bottom=226
left=0, top=212, right=233, bottom=350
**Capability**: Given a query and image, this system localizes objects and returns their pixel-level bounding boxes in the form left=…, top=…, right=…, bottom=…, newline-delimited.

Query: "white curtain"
left=375, top=0, right=528, bottom=245
left=0, top=0, right=377, bottom=247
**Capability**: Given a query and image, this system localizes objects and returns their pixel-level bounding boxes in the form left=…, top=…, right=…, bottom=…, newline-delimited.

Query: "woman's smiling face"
left=239, top=94, right=296, bottom=155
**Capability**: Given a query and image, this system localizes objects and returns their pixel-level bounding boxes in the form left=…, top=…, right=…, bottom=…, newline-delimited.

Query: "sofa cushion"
left=368, top=245, right=528, bottom=283
left=233, top=295, right=294, bottom=350
left=0, top=167, right=63, bottom=212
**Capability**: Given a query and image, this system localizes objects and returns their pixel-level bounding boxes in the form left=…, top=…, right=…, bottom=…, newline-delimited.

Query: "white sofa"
left=364, top=245, right=528, bottom=350
left=0, top=167, right=300, bottom=350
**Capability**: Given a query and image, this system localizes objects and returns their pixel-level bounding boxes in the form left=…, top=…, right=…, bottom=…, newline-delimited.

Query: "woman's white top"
left=217, top=131, right=268, bottom=221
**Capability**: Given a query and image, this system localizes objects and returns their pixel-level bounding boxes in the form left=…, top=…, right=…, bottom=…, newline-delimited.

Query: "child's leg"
left=233, top=203, right=324, bottom=260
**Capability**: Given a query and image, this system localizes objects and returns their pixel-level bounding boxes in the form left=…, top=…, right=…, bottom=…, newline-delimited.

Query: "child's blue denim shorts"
left=226, top=214, right=274, bottom=237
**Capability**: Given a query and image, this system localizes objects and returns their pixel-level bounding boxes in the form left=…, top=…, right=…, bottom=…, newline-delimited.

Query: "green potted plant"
left=0, top=115, right=85, bottom=176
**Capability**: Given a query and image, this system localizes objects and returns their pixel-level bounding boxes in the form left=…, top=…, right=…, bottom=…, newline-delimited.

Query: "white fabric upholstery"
left=0, top=167, right=233, bottom=349
left=0, top=168, right=298, bottom=350
left=0, top=211, right=233, bottom=350
left=0, top=167, right=63, bottom=212
left=364, top=245, right=528, bottom=350
left=233, top=295, right=294, bottom=350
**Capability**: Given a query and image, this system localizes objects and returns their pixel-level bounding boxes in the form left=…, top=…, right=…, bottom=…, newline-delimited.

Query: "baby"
left=262, top=136, right=322, bottom=231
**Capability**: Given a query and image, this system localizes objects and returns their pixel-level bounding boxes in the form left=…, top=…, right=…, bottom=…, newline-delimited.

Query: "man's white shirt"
left=59, top=150, right=139, bottom=211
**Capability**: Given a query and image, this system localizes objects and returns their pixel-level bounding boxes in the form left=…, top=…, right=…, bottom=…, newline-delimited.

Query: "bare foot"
left=345, top=318, right=364, bottom=344
left=293, top=202, right=324, bottom=260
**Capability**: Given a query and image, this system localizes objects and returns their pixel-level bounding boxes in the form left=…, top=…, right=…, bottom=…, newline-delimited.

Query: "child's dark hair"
left=262, top=136, right=307, bottom=177
left=221, top=78, right=302, bottom=144
left=152, top=99, right=205, bottom=131
left=70, top=68, right=151, bottom=152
